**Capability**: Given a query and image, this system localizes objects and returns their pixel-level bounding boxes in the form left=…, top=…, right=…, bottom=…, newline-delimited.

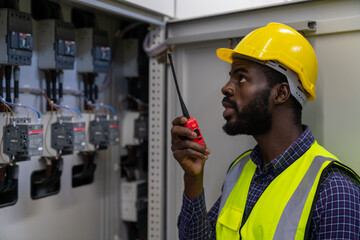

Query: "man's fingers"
left=172, top=139, right=208, bottom=155
left=172, top=116, right=188, bottom=126
left=171, top=125, right=197, bottom=143
left=173, top=148, right=208, bottom=163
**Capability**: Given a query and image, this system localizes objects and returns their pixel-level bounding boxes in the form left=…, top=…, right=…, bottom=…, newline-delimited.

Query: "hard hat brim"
left=216, top=48, right=238, bottom=64
left=216, top=48, right=263, bottom=66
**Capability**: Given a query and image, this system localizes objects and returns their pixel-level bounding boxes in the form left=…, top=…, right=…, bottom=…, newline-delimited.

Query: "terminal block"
left=76, top=28, right=111, bottom=73
left=51, top=116, right=85, bottom=153
left=89, top=115, right=120, bottom=148
left=37, top=19, right=76, bottom=69
left=3, top=118, right=44, bottom=161
left=0, top=8, right=33, bottom=65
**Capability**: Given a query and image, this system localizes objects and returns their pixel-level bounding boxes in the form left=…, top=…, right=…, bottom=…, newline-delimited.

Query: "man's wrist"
left=184, top=172, right=204, bottom=199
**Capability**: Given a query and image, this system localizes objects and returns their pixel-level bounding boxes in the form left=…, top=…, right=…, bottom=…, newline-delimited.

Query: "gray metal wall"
left=166, top=0, right=360, bottom=238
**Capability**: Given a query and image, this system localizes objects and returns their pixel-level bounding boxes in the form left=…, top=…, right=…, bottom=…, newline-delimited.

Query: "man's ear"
left=273, top=83, right=291, bottom=105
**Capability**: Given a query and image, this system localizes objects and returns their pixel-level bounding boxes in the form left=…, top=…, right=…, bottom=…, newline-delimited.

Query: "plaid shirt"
left=178, top=126, right=360, bottom=239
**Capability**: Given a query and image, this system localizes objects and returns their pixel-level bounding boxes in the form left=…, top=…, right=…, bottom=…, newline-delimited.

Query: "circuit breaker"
left=51, top=116, right=86, bottom=153
left=0, top=8, right=33, bottom=65
left=75, top=28, right=111, bottom=73
left=37, top=19, right=76, bottom=69
left=3, top=118, right=44, bottom=161
left=89, top=115, right=120, bottom=148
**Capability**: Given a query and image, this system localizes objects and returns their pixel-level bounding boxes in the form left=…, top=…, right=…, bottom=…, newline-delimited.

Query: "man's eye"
left=239, top=76, right=247, bottom=83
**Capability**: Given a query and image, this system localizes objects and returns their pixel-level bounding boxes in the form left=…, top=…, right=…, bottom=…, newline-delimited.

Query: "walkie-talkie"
left=168, top=52, right=205, bottom=147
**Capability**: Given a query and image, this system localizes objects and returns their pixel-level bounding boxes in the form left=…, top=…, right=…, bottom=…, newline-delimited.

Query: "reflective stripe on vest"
left=215, top=141, right=360, bottom=239
left=272, top=155, right=330, bottom=239
left=218, top=152, right=252, bottom=216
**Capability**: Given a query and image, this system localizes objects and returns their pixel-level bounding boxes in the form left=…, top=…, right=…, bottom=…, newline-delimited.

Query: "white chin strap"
left=233, top=56, right=309, bottom=108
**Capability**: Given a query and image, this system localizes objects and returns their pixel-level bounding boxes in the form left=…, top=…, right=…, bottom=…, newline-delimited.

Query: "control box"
left=89, top=115, right=120, bottom=148
left=51, top=116, right=86, bottom=152
left=76, top=28, right=111, bottom=73
left=0, top=8, right=33, bottom=65
left=37, top=19, right=76, bottom=69
left=120, top=180, right=147, bottom=222
left=3, top=118, right=44, bottom=161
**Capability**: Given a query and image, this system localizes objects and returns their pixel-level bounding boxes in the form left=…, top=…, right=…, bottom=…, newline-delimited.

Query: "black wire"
left=51, top=70, right=57, bottom=104
left=0, top=66, right=3, bottom=98
left=94, top=84, right=98, bottom=100
left=46, top=71, right=51, bottom=98
left=88, top=74, right=94, bottom=103
left=58, top=72, right=63, bottom=102
left=13, top=67, right=19, bottom=100
left=83, top=74, right=88, bottom=98
left=5, top=65, right=12, bottom=103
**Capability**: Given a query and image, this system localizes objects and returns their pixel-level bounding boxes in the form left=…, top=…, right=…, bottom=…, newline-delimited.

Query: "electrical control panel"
left=76, top=28, right=111, bottom=73
left=89, top=115, right=120, bottom=148
left=51, top=116, right=86, bottom=153
left=3, top=118, right=44, bottom=161
left=37, top=19, right=76, bottom=69
left=0, top=8, right=33, bottom=65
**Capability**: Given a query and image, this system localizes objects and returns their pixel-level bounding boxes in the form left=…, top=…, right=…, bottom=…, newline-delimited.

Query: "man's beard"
left=222, top=89, right=272, bottom=136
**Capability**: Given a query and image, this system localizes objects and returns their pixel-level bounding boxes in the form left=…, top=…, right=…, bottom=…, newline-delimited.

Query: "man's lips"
left=223, top=107, right=235, bottom=119
left=222, top=100, right=235, bottom=119
left=222, top=101, right=233, bottom=108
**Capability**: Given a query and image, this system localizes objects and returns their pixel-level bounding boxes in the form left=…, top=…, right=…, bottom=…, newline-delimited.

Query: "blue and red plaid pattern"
left=178, top=126, right=360, bottom=239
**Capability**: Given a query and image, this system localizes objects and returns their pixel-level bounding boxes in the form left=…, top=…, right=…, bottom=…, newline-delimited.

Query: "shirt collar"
left=250, top=125, right=315, bottom=176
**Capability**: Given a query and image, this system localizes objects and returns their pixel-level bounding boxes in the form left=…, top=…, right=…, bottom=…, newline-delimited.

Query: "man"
left=171, top=23, right=360, bottom=239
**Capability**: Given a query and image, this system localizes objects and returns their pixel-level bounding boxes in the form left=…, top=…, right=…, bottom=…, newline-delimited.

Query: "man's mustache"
left=222, top=97, right=237, bottom=109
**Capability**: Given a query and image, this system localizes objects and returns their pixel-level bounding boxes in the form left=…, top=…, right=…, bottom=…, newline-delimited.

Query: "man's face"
left=221, top=58, right=272, bottom=136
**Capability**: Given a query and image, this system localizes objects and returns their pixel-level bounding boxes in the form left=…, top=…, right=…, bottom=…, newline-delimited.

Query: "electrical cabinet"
left=0, top=0, right=153, bottom=239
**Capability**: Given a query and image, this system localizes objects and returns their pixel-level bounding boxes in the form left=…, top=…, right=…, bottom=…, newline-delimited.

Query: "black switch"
left=194, top=129, right=200, bottom=136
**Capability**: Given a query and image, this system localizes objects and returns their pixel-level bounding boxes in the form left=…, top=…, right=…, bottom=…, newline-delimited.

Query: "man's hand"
left=171, top=116, right=211, bottom=199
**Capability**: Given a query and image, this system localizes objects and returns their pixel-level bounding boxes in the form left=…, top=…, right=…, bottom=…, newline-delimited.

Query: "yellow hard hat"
left=216, top=22, right=318, bottom=101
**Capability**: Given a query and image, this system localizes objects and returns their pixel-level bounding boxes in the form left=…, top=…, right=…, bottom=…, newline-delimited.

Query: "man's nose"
left=221, top=81, right=234, bottom=96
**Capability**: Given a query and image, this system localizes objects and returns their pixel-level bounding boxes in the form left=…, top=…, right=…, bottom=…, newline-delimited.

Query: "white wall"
left=175, top=0, right=299, bottom=19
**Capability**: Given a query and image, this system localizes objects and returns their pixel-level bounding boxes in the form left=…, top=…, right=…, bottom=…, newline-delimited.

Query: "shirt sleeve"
left=178, top=191, right=221, bottom=240
left=310, top=165, right=360, bottom=239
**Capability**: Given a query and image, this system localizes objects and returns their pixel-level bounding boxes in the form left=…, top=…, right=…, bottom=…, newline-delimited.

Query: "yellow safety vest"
left=216, top=141, right=360, bottom=239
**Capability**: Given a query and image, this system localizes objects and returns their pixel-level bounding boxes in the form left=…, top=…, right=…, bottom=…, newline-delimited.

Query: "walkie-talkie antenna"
left=168, top=52, right=190, bottom=119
